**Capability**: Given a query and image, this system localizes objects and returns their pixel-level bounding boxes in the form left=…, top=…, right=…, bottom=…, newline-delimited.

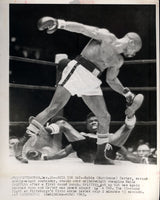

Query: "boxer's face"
left=123, top=35, right=141, bottom=58
left=123, top=42, right=137, bottom=58
left=87, top=116, right=99, bottom=133
left=123, top=48, right=136, bottom=58
left=9, top=138, right=19, bottom=149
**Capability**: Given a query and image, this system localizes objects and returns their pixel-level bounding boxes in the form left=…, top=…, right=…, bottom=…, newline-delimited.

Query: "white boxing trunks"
left=58, top=58, right=102, bottom=97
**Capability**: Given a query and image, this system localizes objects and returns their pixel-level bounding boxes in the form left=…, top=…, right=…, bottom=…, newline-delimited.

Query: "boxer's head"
left=123, top=32, right=142, bottom=57
left=86, top=113, right=99, bottom=134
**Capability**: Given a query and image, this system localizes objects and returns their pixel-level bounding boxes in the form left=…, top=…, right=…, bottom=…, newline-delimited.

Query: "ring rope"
left=124, top=59, right=156, bottom=65
left=10, top=83, right=56, bottom=91
left=10, top=83, right=156, bottom=92
left=10, top=121, right=157, bottom=126
left=10, top=56, right=57, bottom=67
left=10, top=56, right=157, bottom=128
left=10, top=56, right=156, bottom=66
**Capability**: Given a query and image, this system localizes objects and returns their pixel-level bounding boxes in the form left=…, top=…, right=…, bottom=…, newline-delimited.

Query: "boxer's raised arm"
left=37, top=16, right=116, bottom=42
left=59, top=20, right=115, bottom=41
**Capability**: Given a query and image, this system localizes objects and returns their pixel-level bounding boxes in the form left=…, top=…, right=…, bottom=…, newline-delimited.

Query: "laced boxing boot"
left=123, top=88, right=144, bottom=118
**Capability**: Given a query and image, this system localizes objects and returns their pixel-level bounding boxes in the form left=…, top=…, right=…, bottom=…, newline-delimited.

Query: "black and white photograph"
left=0, top=1, right=159, bottom=200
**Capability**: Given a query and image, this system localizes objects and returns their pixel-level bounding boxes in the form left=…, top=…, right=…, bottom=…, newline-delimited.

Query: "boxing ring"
left=9, top=56, right=157, bottom=165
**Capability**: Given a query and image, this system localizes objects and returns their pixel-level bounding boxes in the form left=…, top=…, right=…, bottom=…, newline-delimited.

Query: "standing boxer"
left=14, top=17, right=144, bottom=164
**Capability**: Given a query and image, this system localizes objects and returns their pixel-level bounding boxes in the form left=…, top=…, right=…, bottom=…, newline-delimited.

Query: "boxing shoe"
left=125, top=94, right=144, bottom=118
left=94, top=143, right=115, bottom=165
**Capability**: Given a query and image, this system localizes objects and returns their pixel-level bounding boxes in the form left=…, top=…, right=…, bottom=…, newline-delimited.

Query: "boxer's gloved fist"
left=37, top=16, right=58, bottom=34
left=123, top=87, right=135, bottom=106
left=45, top=123, right=60, bottom=135
left=26, top=150, right=42, bottom=160
left=104, top=143, right=113, bottom=151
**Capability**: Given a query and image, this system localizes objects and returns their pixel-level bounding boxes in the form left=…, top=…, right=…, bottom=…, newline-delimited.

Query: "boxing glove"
left=37, top=16, right=65, bottom=34
left=45, top=123, right=60, bottom=135
left=123, top=87, right=135, bottom=106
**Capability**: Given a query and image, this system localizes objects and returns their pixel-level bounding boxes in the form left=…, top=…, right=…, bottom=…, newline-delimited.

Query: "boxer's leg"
left=82, top=95, right=111, bottom=134
left=14, top=86, right=71, bottom=163
left=35, top=85, right=71, bottom=125
left=82, top=95, right=114, bottom=165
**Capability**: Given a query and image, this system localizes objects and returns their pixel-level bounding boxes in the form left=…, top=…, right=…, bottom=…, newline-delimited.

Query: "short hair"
left=86, top=112, right=96, bottom=121
left=49, top=116, right=68, bottom=124
left=125, top=32, right=142, bottom=51
left=137, top=144, right=150, bottom=151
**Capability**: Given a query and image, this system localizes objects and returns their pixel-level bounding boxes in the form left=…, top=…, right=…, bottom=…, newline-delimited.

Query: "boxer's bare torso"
left=81, top=38, right=124, bottom=72
left=60, top=21, right=124, bottom=73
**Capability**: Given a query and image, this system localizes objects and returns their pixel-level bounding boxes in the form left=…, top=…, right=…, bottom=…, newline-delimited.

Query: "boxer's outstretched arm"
left=45, top=144, right=74, bottom=160
left=59, top=20, right=115, bottom=42
left=37, top=16, right=116, bottom=42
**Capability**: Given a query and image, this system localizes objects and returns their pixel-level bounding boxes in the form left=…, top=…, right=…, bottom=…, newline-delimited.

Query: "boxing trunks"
left=58, top=55, right=103, bottom=97
left=71, top=134, right=121, bottom=163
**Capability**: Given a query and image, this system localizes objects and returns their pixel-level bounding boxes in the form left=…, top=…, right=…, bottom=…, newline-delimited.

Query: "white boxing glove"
left=46, top=123, right=60, bottom=135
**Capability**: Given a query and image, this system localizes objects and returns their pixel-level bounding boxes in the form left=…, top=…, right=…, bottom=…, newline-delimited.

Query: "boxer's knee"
left=97, top=112, right=111, bottom=124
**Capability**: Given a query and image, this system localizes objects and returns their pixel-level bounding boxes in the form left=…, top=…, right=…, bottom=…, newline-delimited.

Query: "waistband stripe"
left=75, top=55, right=101, bottom=76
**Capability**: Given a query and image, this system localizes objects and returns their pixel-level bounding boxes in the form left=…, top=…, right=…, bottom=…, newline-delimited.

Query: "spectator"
left=9, top=136, right=19, bottom=156
left=136, top=144, right=156, bottom=164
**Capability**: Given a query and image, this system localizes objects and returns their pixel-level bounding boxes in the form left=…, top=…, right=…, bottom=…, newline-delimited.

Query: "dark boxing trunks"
left=71, top=135, right=121, bottom=162
left=105, top=145, right=121, bottom=160
left=71, top=136, right=97, bottom=163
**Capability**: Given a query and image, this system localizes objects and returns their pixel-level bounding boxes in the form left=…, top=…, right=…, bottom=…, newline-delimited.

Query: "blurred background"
left=9, top=4, right=157, bottom=150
